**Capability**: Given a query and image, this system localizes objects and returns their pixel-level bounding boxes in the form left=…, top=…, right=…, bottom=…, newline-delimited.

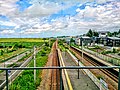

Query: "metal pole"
left=78, top=60, right=79, bottom=79
left=60, top=69, right=62, bottom=90
left=34, top=46, right=36, bottom=83
left=118, top=69, right=120, bottom=90
left=82, top=41, right=83, bottom=63
left=6, top=70, right=8, bottom=90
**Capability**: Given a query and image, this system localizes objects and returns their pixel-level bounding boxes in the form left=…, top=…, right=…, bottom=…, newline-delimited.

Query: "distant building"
left=65, top=37, right=70, bottom=44
left=117, top=34, right=120, bottom=38
left=79, top=36, right=92, bottom=46
left=96, top=37, right=107, bottom=45
left=98, top=31, right=108, bottom=38
left=75, top=38, right=80, bottom=45
left=95, top=31, right=109, bottom=45
left=106, top=37, right=120, bottom=47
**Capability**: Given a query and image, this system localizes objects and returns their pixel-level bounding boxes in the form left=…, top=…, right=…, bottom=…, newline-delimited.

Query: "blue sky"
left=0, top=0, right=120, bottom=38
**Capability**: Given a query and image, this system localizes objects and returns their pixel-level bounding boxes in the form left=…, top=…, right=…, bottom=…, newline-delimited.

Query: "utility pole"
left=49, top=38, right=50, bottom=48
left=78, top=60, right=79, bottom=79
left=17, top=54, right=18, bottom=61
left=34, top=46, right=36, bottom=83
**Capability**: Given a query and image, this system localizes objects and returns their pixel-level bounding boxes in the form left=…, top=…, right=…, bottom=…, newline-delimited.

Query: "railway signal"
left=8, top=70, right=11, bottom=75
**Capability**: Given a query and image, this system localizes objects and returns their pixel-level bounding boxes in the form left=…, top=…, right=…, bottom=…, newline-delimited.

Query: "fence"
left=81, top=47, right=120, bottom=66
left=0, top=66, right=120, bottom=90
left=67, top=50, right=102, bottom=89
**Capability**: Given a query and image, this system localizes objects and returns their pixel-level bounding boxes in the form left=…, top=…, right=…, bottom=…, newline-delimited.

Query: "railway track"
left=70, top=46, right=118, bottom=85
left=50, top=41, right=60, bottom=90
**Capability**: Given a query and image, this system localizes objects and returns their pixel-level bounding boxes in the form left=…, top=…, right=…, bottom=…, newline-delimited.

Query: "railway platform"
left=61, top=51, right=99, bottom=90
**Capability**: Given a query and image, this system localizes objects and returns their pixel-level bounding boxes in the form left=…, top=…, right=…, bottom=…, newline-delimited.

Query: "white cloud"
left=0, top=30, right=15, bottom=34
left=0, top=20, right=17, bottom=26
left=0, top=0, right=120, bottom=37
left=0, top=0, right=18, bottom=16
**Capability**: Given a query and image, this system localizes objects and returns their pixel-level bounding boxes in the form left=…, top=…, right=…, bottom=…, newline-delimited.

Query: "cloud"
left=0, top=0, right=18, bottom=16
left=20, top=1, right=73, bottom=18
left=0, top=0, right=120, bottom=37
left=0, top=30, right=15, bottom=34
left=0, top=20, right=17, bottom=26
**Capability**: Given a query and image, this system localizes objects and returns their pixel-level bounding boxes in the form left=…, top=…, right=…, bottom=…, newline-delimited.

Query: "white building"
left=98, top=31, right=108, bottom=38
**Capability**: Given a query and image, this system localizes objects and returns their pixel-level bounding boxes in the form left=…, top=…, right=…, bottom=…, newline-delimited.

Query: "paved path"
left=62, top=51, right=99, bottom=90
left=0, top=50, right=30, bottom=67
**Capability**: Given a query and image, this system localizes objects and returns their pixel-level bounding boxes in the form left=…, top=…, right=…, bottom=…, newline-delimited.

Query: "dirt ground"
left=37, top=41, right=60, bottom=90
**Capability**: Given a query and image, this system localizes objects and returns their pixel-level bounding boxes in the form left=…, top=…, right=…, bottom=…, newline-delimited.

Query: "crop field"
left=0, top=38, right=48, bottom=42
left=0, top=38, right=46, bottom=62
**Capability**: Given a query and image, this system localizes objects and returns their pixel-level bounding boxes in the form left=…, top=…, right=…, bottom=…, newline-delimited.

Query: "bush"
left=118, top=53, right=120, bottom=56
left=112, top=48, right=118, bottom=53
left=41, top=50, right=46, bottom=56
left=0, top=50, right=4, bottom=55
left=95, top=45, right=100, bottom=49
left=101, top=50, right=112, bottom=55
left=97, top=75, right=104, bottom=80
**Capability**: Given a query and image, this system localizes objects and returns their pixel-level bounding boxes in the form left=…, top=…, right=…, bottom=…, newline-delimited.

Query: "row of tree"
left=107, top=29, right=120, bottom=37
left=86, top=29, right=99, bottom=37
left=86, top=29, right=120, bottom=37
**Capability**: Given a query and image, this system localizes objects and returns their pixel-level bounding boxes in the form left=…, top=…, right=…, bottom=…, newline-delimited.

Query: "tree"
left=113, top=32, right=118, bottom=36
left=118, top=29, right=120, bottom=34
left=93, top=31, right=99, bottom=37
left=86, top=29, right=93, bottom=37
left=0, top=50, right=4, bottom=55
left=113, top=48, right=117, bottom=53
left=70, top=38, right=75, bottom=43
left=107, top=32, right=112, bottom=37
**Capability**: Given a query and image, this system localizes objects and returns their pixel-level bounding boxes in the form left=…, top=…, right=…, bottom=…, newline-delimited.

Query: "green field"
left=0, top=38, right=48, bottom=42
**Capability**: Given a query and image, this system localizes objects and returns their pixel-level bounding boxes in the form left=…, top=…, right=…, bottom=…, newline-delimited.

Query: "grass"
left=58, top=40, right=68, bottom=51
left=9, top=45, right=51, bottom=90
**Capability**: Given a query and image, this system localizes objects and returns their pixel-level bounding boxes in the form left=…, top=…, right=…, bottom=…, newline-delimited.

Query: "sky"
left=0, top=0, right=120, bottom=38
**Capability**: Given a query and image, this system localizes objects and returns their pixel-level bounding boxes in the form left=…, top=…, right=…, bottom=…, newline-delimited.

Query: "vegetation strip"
left=9, top=45, right=51, bottom=90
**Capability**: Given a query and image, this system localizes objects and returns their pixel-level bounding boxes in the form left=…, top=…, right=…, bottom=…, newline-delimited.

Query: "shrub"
left=112, top=48, right=118, bottom=53
left=97, top=75, right=104, bottom=80
left=118, top=53, right=120, bottom=56
left=101, top=50, right=112, bottom=55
